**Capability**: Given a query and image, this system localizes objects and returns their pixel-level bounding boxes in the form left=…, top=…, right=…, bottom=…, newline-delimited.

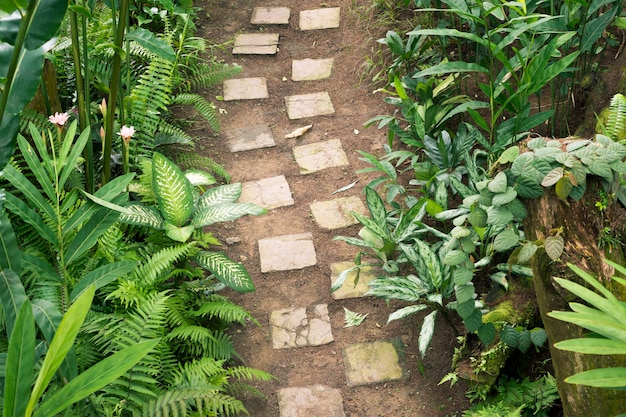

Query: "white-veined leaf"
left=152, top=152, right=194, bottom=226
left=118, top=203, right=164, bottom=228
left=418, top=311, right=437, bottom=358
left=192, top=203, right=266, bottom=228
left=194, top=251, right=255, bottom=292
left=344, top=307, right=368, bottom=327
left=545, top=235, right=564, bottom=261
left=197, top=183, right=242, bottom=210
left=387, top=304, right=427, bottom=323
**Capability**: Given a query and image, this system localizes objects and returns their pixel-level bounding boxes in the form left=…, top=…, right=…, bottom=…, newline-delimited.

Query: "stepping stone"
left=285, top=92, right=334, bottom=119
left=293, top=139, right=349, bottom=174
left=330, top=261, right=378, bottom=299
left=251, top=7, right=290, bottom=25
left=309, top=196, right=366, bottom=230
left=223, top=77, right=268, bottom=101
left=278, top=385, right=346, bottom=417
left=226, top=123, right=276, bottom=152
left=292, top=58, right=334, bottom=81
left=343, top=339, right=406, bottom=387
left=232, top=33, right=279, bottom=55
left=270, top=304, right=334, bottom=349
left=240, top=175, right=294, bottom=209
left=299, top=8, right=341, bottom=30
left=258, top=233, right=317, bottom=273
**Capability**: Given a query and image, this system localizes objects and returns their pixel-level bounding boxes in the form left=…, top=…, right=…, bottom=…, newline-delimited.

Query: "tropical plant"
left=548, top=261, right=626, bottom=390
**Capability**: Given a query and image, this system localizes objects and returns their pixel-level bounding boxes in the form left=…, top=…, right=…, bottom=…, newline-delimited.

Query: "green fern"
left=171, top=92, right=221, bottom=132
left=175, top=153, right=231, bottom=183
left=606, top=93, right=626, bottom=141
left=193, top=294, right=257, bottom=325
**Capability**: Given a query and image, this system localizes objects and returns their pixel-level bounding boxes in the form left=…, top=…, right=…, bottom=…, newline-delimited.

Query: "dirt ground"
left=191, top=0, right=473, bottom=415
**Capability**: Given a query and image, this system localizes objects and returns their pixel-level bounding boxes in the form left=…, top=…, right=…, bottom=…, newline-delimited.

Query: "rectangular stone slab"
left=239, top=175, right=294, bottom=209
left=309, top=196, right=366, bottom=230
left=223, top=77, right=268, bottom=101
left=343, top=339, right=406, bottom=387
left=292, top=139, right=348, bottom=174
left=258, top=233, right=317, bottom=272
left=330, top=261, right=377, bottom=299
left=292, top=58, right=334, bottom=81
left=299, top=8, right=340, bottom=30
left=233, top=33, right=279, bottom=54
left=251, top=7, right=290, bottom=25
left=285, top=92, right=335, bottom=120
left=278, top=385, right=346, bottom=417
left=226, top=123, right=276, bottom=152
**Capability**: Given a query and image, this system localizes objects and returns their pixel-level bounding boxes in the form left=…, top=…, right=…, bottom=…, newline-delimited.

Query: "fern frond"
left=175, top=61, right=242, bottom=92
left=166, top=325, right=236, bottom=360
left=171, top=92, right=220, bottom=132
left=175, top=153, right=230, bottom=183
left=227, top=366, right=273, bottom=383
left=193, top=294, right=256, bottom=325
left=155, top=119, right=195, bottom=146
left=142, top=386, right=248, bottom=417
left=607, top=93, right=626, bottom=141
left=19, top=109, right=51, bottom=133
left=133, top=243, right=198, bottom=288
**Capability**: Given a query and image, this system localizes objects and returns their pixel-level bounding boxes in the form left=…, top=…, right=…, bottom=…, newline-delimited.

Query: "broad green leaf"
left=489, top=272, right=508, bottom=290
left=555, top=177, right=573, bottom=200
left=488, top=171, right=508, bottom=193
left=0, top=0, right=26, bottom=14
left=542, top=167, right=564, bottom=187
left=478, top=322, right=496, bottom=345
left=455, top=283, right=475, bottom=304
left=164, top=222, right=194, bottom=243
left=544, top=235, right=564, bottom=261
left=454, top=268, right=473, bottom=286
left=26, top=286, right=96, bottom=417
left=192, top=203, right=266, bottom=227
left=588, top=159, right=613, bottom=179
left=194, top=251, right=255, bottom=292
left=70, top=261, right=138, bottom=301
left=0, top=211, right=21, bottom=273
left=565, top=367, right=626, bottom=388
left=500, top=326, right=519, bottom=347
left=65, top=207, right=120, bottom=264
left=517, top=242, right=538, bottom=264
left=530, top=328, right=547, bottom=347
left=0, top=269, right=27, bottom=338
left=418, top=311, right=437, bottom=358
left=515, top=175, right=544, bottom=198
left=184, top=169, right=216, bottom=187
left=487, top=206, right=513, bottom=226
left=24, top=0, right=68, bottom=49
left=443, top=249, right=468, bottom=266
left=152, top=152, right=194, bottom=227
left=388, top=304, right=427, bottom=323
left=517, top=330, right=532, bottom=352
left=4, top=301, right=35, bottom=417
left=196, top=183, right=242, bottom=209
left=498, top=146, right=519, bottom=164
left=125, top=27, right=176, bottom=61
left=118, top=203, right=164, bottom=228
left=493, top=228, right=520, bottom=251
left=554, top=338, right=626, bottom=355
left=464, top=309, right=483, bottom=333
left=455, top=299, right=476, bottom=320
left=468, top=207, right=487, bottom=228
left=33, top=339, right=159, bottom=417
left=491, top=187, right=517, bottom=206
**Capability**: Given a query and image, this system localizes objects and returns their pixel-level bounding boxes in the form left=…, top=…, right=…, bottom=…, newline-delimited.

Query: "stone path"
left=220, top=5, right=408, bottom=416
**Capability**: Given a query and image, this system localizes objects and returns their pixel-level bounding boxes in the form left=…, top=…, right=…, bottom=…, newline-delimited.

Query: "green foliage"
left=548, top=262, right=626, bottom=389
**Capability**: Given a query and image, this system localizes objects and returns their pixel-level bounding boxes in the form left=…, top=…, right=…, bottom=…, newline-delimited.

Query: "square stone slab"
left=299, top=8, right=341, bottom=30
left=293, top=139, right=349, bottom=175
left=240, top=175, right=294, bottom=209
left=309, top=196, right=366, bottom=230
left=258, top=233, right=317, bottom=273
left=226, top=124, right=276, bottom=152
left=343, top=339, right=406, bottom=387
left=278, top=385, right=346, bottom=417
left=251, top=7, right=290, bottom=25
left=270, top=304, right=334, bottom=349
left=232, top=33, right=279, bottom=55
left=223, top=77, right=268, bottom=101
left=285, top=92, right=334, bottom=120
left=292, top=58, right=334, bottom=81
left=330, top=261, right=378, bottom=299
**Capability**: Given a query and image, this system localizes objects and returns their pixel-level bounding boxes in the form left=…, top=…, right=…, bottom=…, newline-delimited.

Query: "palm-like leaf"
left=152, top=152, right=194, bottom=227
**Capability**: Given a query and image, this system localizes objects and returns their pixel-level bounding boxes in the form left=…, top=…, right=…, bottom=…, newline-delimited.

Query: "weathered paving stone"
left=278, top=385, right=346, bottom=417
left=309, top=196, right=366, bottom=230
left=232, top=33, right=279, bottom=55
left=223, top=77, right=268, bottom=101
left=251, top=6, right=290, bottom=25
left=226, top=124, right=276, bottom=152
left=258, top=233, right=317, bottom=273
left=343, top=339, right=406, bottom=387
left=292, top=139, right=348, bottom=174
left=299, top=7, right=341, bottom=30
left=330, top=261, right=377, bottom=299
left=284, top=92, right=334, bottom=119
left=292, top=58, right=334, bottom=81
left=270, top=304, right=334, bottom=349
left=239, top=175, right=294, bottom=209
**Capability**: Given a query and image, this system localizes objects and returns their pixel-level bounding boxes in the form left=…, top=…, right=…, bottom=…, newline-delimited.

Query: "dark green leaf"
left=0, top=269, right=27, bottom=338
left=64, top=207, right=120, bottom=264
left=24, top=0, right=68, bottom=49
left=530, top=328, right=547, bottom=347
left=464, top=309, right=483, bottom=332
left=125, top=27, right=176, bottom=61
left=455, top=283, right=475, bottom=304
left=0, top=211, right=21, bottom=274
left=478, top=322, right=496, bottom=345
left=500, top=326, right=519, bottom=347
left=70, top=261, right=138, bottom=301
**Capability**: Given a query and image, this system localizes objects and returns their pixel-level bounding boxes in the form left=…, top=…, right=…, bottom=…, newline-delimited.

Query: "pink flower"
left=49, top=112, right=69, bottom=127
left=118, top=125, right=135, bottom=145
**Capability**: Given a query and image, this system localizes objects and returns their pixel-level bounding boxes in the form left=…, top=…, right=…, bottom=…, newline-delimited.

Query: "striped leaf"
left=192, top=203, right=266, bottom=228
left=194, top=251, right=255, bottom=292
left=164, top=222, right=194, bottom=243
left=196, top=183, right=242, bottom=210
left=119, top=203, right=164, bottom=229
left=152, top=152, right=194, bottom=227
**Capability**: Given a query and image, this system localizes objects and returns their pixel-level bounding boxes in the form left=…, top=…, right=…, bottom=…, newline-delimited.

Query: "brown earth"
left=191, top=0, right=473, bottom=416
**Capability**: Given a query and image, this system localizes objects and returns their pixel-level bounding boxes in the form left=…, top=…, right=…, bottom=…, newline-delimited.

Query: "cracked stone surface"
left=278, top=385, right=346, bottom=417
left=292, top=139, right=349, bottom=174
left=226, top=123, right=276, bottom=152
left=239, top=175, right=294, bottom=209
left=299, top=8, right=341, bottom=30
left=292, top=58, right=334, bottom=81
left=330, top=261, right=378, bottom=299
left=284, top=92, right=334, bottom=119
left=232, top=33, right=279, bottom=54
left=343, top=339, right=406, bottom=387
left=258, top=233, right=317, bottom=272
left=223, top=77, right=268, bottom=101
left=251, top=6, right=290, bottom=24
left=309, top=196, right=366, bottom=230
left=270, top=304, right=334, bottom=349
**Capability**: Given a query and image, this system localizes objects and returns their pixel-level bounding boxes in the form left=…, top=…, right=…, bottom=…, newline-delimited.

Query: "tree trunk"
left=524, top=183, right=626, bottom=417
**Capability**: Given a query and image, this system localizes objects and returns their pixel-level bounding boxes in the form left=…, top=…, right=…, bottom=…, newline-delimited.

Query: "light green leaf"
left=184, top=169, right=216, bottom=187
left=497, top=146, right=519, bottom=164
left=565, top=367, right=626, bottom=388
left=344, top=307, right=368, bottom=328
left=364, top=186, right=388, bottom=230
left=467, top=207, right=487, bottom=228
left=544, top=235, right=564, bottom=261
left=443, top=249, right=468, bottom=266
left=487, top=206, right=513, bottom=226
left=194, top=251, right=255, bottom=292
left=455, top=283, right=475, bottom=304
left=493, top=228, right=519, bottom=252
left=418, top=311, right=437, bottom=358
left=388, top=304, right=427, bottom=323
left=164, top=222, right=194, bottom=243
left=542, top=167, right=564, bottom=187
left=488, top=171, right=508, bottom=193
left=192, top=203, right=266, bottom=227
left=152, top=152, right=194, bottom=227
left=26, top=286, right=96, bottom=417
left=4, top=300, right=35, bottom=417
left=118, top=203, right=164, bottom=228
left=197, top=183, right=242, bottom=209
left=491, top=187, right=517, bottom=206
left=517, top=242, right=538, bottom=264
left=554, top=338, right=626, bottom=355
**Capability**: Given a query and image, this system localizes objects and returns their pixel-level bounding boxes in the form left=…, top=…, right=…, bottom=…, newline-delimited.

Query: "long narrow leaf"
left=59, top=125, right=90, bottom=191
left=554, top=338, right=626, bottom=355
left=26, top=286, right=96, bottom=417
left=192, top=203, right=266, bottom=227
left=0, top=268, right=27, bottom=338
left=565, top=367, right=626, bottom=388
left=33, top=339, right=159, bottom=417
left=2, top=164, right=56, bottom=220
left=16, top=134, right=54, bottom=201
left=0, top=210, right=21, bottom=273
left=196, top=183, right=242, bottom=210
left=64, top=207, right=121, bottom=264
left=70, top=260, right=138, bottom=301
left=4, top=301, right=35, bottom=417
left=3, top=192, right=57, bottom=245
